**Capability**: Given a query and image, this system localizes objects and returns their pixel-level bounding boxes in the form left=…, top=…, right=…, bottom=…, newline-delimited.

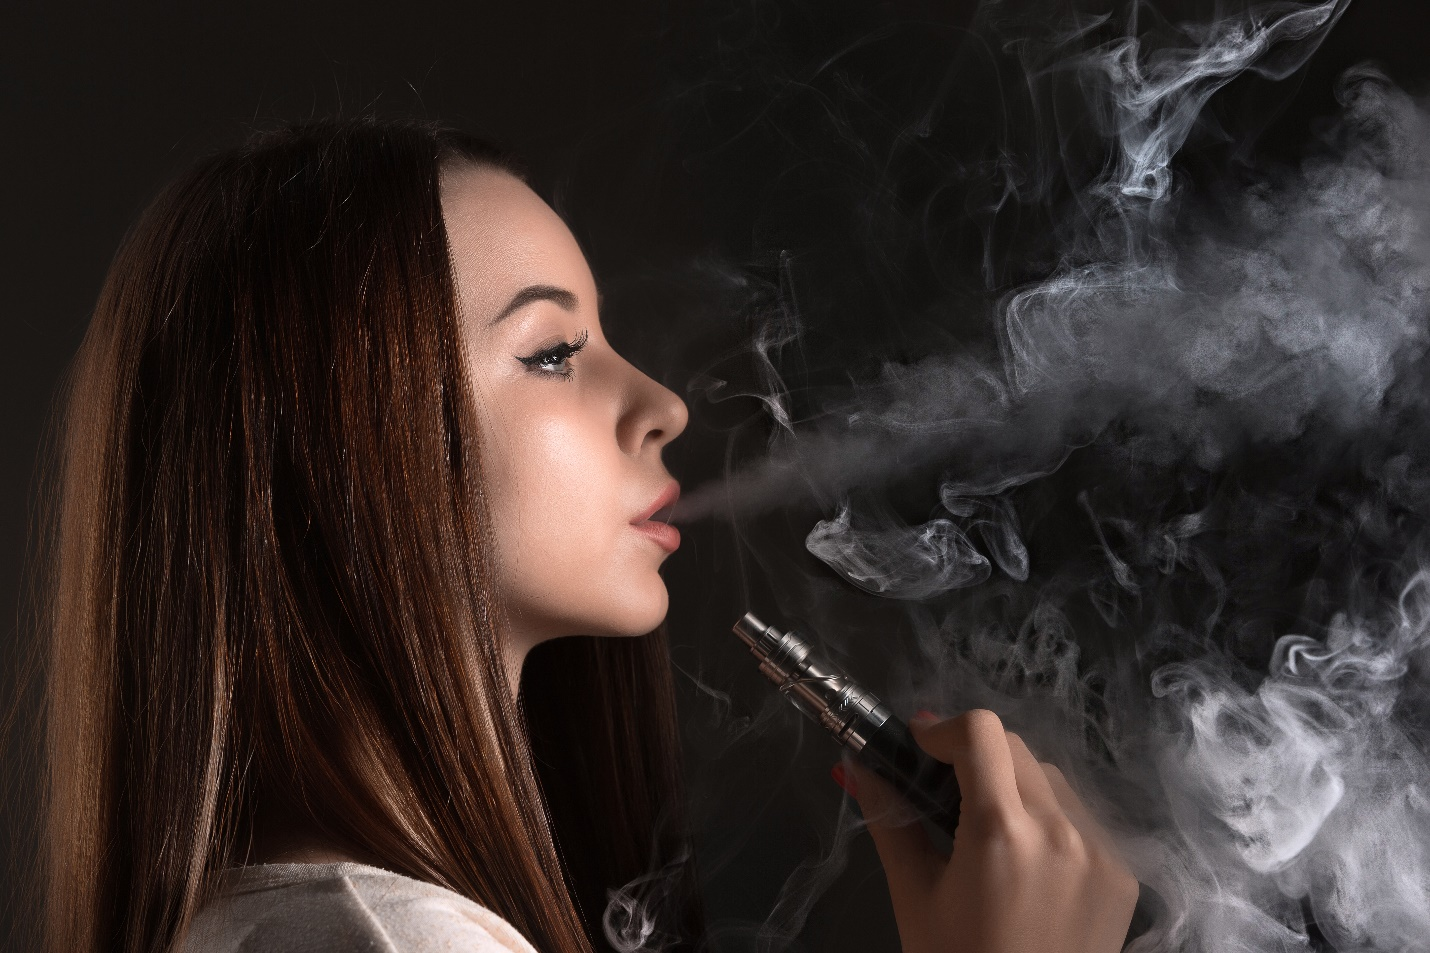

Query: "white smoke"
left=681, top=0, right=1430, bottom=526
left=1129, top=573, right=1430, bottom=950
left=675, top=1, right=1430, bottom=950
left=602, top=850, right=696, bottom=953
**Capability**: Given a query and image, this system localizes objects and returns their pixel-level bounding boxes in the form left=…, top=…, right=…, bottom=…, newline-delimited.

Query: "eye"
left=515, top=329, right=589, bottom=379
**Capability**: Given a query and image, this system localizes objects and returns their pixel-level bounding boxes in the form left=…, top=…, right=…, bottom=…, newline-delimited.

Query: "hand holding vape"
left=732, top=611, right=961, bottom=837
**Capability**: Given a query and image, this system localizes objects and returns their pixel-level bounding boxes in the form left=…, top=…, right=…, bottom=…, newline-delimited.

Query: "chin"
left=599, top=574, right=670, bottom=637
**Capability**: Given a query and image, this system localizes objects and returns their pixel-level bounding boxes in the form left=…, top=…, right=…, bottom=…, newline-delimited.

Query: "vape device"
left=732, top=611, right=961, bottom=837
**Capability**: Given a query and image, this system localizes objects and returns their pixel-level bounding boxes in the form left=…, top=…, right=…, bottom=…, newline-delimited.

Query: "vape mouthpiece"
left=731, top=610, right=962, bottom=837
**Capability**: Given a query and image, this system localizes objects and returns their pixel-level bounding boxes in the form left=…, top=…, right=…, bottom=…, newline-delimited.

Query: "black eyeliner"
left=516, top=329, right=588, bottom=375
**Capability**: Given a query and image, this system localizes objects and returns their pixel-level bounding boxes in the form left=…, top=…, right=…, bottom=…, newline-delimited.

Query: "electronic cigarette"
left=732, top=611, right=961, bottom=837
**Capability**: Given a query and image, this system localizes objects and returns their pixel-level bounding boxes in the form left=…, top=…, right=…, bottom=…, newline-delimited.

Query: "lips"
left=633, top=481, right=681, bottom=525
left=632, top=481, right=681, bottom=554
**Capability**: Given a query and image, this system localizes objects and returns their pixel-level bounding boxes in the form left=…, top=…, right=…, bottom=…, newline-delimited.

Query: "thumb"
left=837, top=758, right=940, bottom=912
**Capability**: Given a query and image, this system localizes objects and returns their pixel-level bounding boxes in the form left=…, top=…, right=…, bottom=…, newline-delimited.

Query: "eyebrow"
left=491, top=284, right=580, bottom=325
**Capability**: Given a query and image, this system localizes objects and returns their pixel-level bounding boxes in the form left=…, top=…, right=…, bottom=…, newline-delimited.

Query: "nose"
left=617, top=361, right=688, bottom=457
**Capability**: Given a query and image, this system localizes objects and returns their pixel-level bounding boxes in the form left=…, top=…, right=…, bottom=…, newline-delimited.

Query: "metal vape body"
left=733, top=612, right=962, bottom=837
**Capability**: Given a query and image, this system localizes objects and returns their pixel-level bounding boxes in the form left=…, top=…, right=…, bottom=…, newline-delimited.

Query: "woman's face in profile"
left=442, top=164, right=688, bottom=669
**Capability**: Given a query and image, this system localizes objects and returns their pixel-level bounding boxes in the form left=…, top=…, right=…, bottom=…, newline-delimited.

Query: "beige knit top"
left=182, top=862, right=540, bottom=953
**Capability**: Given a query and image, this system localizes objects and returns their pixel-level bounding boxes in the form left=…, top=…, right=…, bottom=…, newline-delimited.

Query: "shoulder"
left=183, top=862, right=541, bottom=953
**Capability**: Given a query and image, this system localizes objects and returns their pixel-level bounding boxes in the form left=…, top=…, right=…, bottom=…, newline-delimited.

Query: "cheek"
left=490, top=412, right=624, bottom=584
left=526, top=421, right=614, bottom=543
left=478, top=394, right=671, bottom=639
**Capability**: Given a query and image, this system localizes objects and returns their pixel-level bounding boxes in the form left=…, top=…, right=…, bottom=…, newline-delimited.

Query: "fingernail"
left=830, top=762, right=858, bottom=797
left=909, top=709, right=940, bottom=727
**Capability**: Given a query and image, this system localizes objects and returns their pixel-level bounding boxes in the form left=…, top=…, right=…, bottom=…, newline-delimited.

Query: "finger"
left=909, top=709, right=1023, bottom=820
left=1040, top=763, right=1113, bottom=851
left=839, top=759, right=940, bottom=911
left=1004, top=732, right=1066, bottom=824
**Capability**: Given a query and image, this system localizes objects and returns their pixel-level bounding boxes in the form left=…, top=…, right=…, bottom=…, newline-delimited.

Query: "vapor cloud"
left=676, top=1, right=1430, bottom=950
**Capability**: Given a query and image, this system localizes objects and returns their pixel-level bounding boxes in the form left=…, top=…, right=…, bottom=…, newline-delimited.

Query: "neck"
left=501, top=610, right=561, bottom=702
left=504, top=640, right=526, bottom=701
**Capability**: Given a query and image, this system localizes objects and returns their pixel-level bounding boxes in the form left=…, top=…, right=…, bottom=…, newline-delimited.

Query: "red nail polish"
left=910, top=709, right=940, bottom=726
left=830, top=762, right=857, bottom=797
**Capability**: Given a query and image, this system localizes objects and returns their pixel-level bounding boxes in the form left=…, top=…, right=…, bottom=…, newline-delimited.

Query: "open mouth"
left=632, top=482, right=681, bottom=553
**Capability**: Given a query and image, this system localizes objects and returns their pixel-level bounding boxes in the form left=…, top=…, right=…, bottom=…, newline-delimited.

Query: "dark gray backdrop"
left=6, top=2, right=1429, bottom=951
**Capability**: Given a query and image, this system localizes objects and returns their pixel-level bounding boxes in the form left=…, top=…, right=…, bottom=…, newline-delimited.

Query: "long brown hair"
left=24, top=117, right=701, bottom=953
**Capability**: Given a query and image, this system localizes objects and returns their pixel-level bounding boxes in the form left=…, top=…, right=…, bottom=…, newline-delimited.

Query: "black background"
left=5, top=2, right=1430, bottom=951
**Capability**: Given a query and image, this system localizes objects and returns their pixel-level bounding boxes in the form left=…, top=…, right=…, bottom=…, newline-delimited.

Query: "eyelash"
left=515, top=329, right=589, bottom=379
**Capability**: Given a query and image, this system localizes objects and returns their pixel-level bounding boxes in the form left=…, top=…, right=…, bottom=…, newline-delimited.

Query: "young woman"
left=34, top=118, right=1139, bottom=953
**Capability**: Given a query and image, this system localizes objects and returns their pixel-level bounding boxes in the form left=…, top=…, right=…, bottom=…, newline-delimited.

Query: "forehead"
left=439, top=164, right=594, bottom=314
